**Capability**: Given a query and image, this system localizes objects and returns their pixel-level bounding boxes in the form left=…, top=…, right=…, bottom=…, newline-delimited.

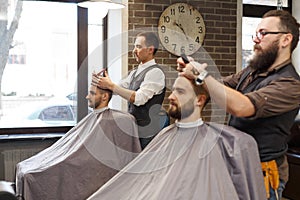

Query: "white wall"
left=108, top=7, right=127, bottom=111
left=292, top=0, right=300, bottom=73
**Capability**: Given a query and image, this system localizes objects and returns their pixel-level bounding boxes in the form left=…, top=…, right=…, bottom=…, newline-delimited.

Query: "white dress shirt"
left=119, top=59, right=165, bottom=106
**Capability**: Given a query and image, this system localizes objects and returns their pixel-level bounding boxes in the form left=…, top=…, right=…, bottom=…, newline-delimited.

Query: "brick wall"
left=127, top=0, right=237, bottom=123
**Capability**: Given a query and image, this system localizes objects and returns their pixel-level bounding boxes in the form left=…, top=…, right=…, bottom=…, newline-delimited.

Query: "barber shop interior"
left=0, top=0, right=299, bottom=199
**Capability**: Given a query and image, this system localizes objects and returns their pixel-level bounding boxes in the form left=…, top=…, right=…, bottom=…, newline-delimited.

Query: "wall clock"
left=158, top=3, right=206, bottom=56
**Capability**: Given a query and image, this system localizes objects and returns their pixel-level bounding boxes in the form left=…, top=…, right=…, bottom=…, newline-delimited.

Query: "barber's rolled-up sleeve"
left=134, top=68, right=165, bottom=106
left=244, top=77, right=300, bottom=119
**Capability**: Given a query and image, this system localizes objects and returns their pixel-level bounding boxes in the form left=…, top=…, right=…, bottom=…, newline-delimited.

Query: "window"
left=0, top=1, right=78, bottom=129
left=241, top=0, right=292, bottom=69
left=242, top=17, right=260, bottom=69
left=0, top=0, right=124, bottom=133
left=243, top=0, right=288, bottom=7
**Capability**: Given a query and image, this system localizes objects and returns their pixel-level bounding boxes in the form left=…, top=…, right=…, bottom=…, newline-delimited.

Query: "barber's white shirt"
left=119, top=59, right=165, bottom=106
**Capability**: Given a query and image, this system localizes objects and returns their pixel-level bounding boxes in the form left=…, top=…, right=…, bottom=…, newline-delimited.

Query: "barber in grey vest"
left=93, top=32, right=167, bottom=149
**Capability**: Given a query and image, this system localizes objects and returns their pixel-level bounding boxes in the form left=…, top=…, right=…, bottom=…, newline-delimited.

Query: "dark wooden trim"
left=0, top=126, right=71, bottom=135
left=103, top=15, right=108, bottom=70
left=77, top=6, right=89, bottom=122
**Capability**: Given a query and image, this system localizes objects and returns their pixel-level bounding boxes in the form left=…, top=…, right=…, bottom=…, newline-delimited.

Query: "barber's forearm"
left=112, top=84, right=136, bottom=103
left=204, top=76, right=255, bottom=117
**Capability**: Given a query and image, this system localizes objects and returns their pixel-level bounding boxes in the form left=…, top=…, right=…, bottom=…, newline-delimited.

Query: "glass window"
left=242, top=17, right=260, bottom=69
left=242, top=1, right=292, bottom=70
left=0, top=1, right=78, bottom=128
left=38, top=106, right=74, bottom=121
left=243, top=0, right=288, bottom=7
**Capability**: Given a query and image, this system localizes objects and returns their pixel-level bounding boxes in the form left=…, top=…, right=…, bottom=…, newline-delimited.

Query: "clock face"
left=158, top=3, right=206, bottom=56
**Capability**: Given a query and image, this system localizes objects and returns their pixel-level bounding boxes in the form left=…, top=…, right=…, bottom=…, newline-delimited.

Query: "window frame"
left=238, top=0, right=293, bottom=72
left=243, top=0, right=292, bottom=18
left=0, top=0, right=92, bottom=135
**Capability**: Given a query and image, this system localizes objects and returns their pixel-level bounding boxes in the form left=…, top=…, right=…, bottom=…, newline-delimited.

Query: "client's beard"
left=248, top=40, right=279, bottom=71
left=168, top=99, right=194, bottom=120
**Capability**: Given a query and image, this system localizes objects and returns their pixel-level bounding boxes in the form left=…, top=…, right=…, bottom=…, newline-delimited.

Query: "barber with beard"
left=177, top=10, right=300, bottom=200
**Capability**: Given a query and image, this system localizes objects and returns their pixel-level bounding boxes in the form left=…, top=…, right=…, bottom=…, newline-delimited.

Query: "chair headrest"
left=0, top=181, right=17, bottom=200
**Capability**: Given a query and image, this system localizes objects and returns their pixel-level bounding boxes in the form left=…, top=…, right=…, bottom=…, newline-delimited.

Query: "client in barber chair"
left=87, top=75, right=266, bottom=200
left=15, top=72, right=142, bottom=200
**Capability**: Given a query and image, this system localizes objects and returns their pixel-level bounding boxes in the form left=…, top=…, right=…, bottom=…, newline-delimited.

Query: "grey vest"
left=128, top=64, right=166, bottom=148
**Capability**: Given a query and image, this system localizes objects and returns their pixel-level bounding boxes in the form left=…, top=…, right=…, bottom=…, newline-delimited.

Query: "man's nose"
left=133, top=46, right=137, bottom=52
left=252, top=36, right=261, bottom=44
left=168, top=92, right=176, bottom=100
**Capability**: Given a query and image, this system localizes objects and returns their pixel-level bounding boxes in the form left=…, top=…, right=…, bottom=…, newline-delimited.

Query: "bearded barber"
left=177, top=10, right=300, bottom=200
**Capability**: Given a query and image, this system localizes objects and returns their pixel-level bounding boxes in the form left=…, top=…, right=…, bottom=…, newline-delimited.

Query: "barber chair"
left=0, top=181, right=17, bottom=200
left=283, top=117, right=300, bottom=200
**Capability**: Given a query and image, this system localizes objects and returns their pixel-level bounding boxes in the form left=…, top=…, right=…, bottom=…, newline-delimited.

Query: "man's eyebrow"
left=257, top=28, right=266, bottom=32
left=172, top=86, right=185, bottom=92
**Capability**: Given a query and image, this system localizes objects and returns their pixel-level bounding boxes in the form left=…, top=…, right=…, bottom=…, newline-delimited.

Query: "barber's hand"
left=92, top=71, right=114, bottom=90
left=92, top=68, right=105, bottom=86
left=177, top=57, right=208, bottom=80
left=176, top=56, right=194, bottom=72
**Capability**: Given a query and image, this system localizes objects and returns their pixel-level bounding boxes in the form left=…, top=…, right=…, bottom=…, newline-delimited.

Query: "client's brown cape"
left=88, top=120, right=266, bottom=200
left=15, top=108, right=141, bottom=200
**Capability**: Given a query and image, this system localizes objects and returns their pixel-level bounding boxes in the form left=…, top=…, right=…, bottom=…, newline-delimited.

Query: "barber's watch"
left=196, top=70, right=208, bottom=84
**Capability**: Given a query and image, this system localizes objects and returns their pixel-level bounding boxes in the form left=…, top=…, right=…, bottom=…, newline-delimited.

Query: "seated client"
left=87, top=76, right=266, bottom=200
left=15, top=73, right=141, bottom=200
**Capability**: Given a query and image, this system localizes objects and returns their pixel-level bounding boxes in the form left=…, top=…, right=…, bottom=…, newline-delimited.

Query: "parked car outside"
left=0, top=98, right=77, bottom=128
left=66, top=92, right=77, bottom=101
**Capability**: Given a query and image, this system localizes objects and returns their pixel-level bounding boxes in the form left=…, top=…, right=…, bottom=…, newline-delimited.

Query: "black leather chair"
left=0, top=181, right=17, bottom=200
left=283, top=116, right=300, bottom=200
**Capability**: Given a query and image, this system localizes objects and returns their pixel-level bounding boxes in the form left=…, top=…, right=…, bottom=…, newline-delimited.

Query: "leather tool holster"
left=261, top=160, right=280, bottom=199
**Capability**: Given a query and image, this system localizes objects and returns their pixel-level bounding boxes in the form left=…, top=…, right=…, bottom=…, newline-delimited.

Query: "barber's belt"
left=261, top=160, right=279, bottom=199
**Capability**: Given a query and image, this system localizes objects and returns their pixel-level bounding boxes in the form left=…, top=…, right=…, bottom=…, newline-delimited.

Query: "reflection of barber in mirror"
left=93, top=31, right=168, bottom=149
left=177, top=10, right=300, bottom=200
left=15, top=72, right=141, bottom=200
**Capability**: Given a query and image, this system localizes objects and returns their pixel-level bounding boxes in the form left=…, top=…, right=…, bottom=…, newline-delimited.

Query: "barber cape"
left=15, top=107, right=141, bottom=200
left=88, top=119, right=266, bottom=200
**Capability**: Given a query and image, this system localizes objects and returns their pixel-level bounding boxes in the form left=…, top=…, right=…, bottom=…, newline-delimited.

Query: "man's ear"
left=196, top=94, right=207, bottom=107
left=282, top=33, right=293, bottom=48
left=102, top=93, right=109, bottom=102
left=148, top=45, right=155, bottom=54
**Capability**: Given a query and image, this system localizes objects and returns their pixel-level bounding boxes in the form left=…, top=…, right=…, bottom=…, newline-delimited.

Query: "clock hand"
left=174, top=21, right=189, bottom=40
left=174, top=22, right=186, bottom=34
